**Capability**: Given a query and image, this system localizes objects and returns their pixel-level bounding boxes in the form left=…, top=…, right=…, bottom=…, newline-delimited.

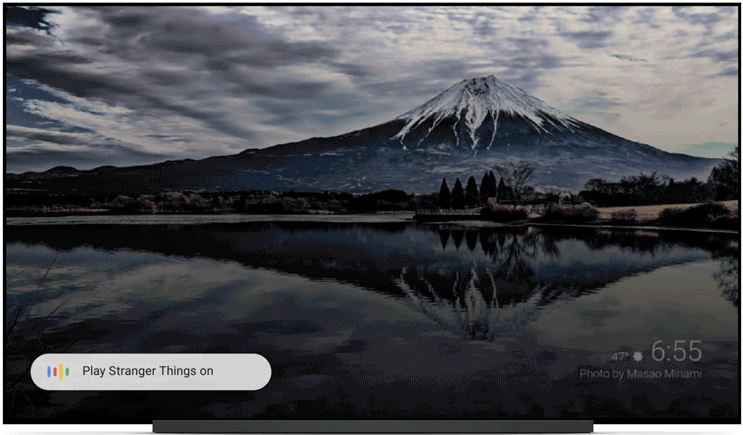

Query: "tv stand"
left=153, top=419, right=593, bottom=433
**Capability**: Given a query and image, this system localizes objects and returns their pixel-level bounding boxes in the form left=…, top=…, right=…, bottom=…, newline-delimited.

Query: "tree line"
left=6, top=189, right=417, bottom=216
left=580, top=149, right=740, bottom=207
left=437, top=162, right=535, bottom=209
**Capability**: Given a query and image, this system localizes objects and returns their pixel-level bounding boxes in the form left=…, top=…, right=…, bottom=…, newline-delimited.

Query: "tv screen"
left=4, top=3, right=740, bottom=429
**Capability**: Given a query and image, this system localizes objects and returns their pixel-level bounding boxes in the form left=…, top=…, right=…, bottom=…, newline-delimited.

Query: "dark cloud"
left=7, top=125, right=97, bottom=146
left=5, top=25, right=57, bottom=46
left=611, top=53, right=647, bottom=62
left=5, top=5, right=58, bottom=33
left=716, top=66, right=739, bottom=77
left=631, top=7, right=662, bottom=29
left=562, top=30, right=614, bottom=49
left=330, top=62, right=373, bottom=79
left=6, top=125, right=167, bottom=172
left=571, top=90, right=623, bottom=111
left=6, top=6, right=349, bottom=144
left=579, top=6, right=627, bottom=26
left=694, top=47, right=738, bottom=64
left=672, top=6, right=732, bottom=26
left=4, top=5, right=739, bottom=171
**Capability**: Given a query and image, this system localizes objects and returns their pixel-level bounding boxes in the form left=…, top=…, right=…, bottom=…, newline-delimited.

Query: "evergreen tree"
left=480, top=172, right=491, bottom=204
left=496, top=177, right=507, bottom=203
left=451, top=178, right=465, bottom=209
left=465, top=176, right=480, bottom=207
left=438, top=178, right=451, bottom=209
left=489, top=170, right=497, bottom=199
left=480, top=171, right=497, bottom=205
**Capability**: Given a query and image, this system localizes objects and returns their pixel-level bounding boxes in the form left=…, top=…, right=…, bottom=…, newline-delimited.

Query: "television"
left=4, top=3, right=740, bottom=433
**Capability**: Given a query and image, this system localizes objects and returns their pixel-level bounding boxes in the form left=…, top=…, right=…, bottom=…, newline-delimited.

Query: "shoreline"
left=4, top=213, right=416, bottom=226
left=528, top=222, right=739, bottom=235
left=5, top=213, right=739, bottom=234
left=416, top=219, right=738, bottom=234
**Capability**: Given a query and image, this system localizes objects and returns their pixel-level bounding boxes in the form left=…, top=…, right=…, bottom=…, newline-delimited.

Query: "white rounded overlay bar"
left=31, top=353, right=271, bottom=391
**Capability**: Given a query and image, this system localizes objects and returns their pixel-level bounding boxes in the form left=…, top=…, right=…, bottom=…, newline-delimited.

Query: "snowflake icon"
left=632, top=351, right=644, bottom=362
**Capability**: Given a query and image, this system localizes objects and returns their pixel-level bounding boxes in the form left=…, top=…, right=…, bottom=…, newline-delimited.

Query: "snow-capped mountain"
left=8, top=76, right=720, bottom=193
left=393, top=75, right=579, bottom=151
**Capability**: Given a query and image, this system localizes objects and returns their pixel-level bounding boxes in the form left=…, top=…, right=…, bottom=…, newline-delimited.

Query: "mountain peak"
left=458, top=74, right=507, bottom=88
left=393, top=75, right=577, bottom=150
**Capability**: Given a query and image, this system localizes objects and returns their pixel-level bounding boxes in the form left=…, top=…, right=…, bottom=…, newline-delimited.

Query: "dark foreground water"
left=5, top=221, right=739, bottom=422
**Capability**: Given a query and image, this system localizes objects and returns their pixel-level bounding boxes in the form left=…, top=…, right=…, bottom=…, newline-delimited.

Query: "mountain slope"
left=7, top=76, right=719, bottom=194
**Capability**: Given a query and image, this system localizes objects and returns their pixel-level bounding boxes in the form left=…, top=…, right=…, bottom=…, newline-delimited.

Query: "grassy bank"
left=597, top=200, right=738, bottom=221
left=417, top=200, right=740, bottom=232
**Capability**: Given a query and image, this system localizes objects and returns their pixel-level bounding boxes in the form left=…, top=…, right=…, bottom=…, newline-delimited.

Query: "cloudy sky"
left=5, top=5, right=739, bottom=172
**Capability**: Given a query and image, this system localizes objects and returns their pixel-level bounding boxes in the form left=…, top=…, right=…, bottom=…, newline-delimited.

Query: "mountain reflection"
left=402, top=228, right=563, bottom=341
left=5, top=220, right=739, bottom=421
left=6, top=222, right=738, bottom=316
left=431, top=226, right=738, bottom=343
left=397, top=265, right=543, bottom=342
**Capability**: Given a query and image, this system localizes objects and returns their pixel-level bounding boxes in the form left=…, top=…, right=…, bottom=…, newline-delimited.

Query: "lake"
left=5, top=218, right=739, bottom=422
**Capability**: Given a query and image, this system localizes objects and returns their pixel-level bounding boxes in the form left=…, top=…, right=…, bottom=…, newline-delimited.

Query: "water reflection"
left=4, top=222, right=739, bottom=421
left=397, top=265, right=543, bottom=342
left=714, top=240, right=740, bottom=307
